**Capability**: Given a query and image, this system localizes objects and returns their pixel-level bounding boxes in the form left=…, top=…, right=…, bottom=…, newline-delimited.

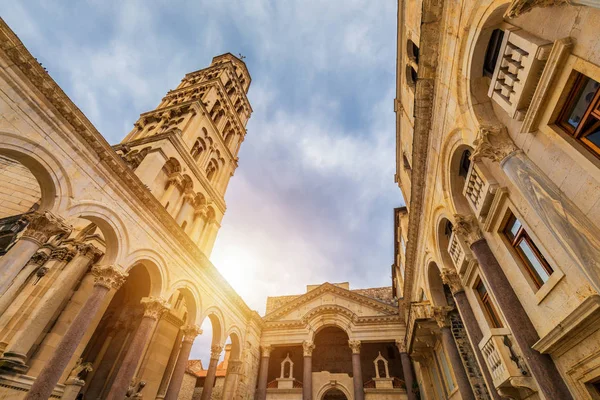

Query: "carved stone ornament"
left=348, top=340, right=361, bottom=354
left=228, top=360, right=244, bottom=374
left=471, top=126, right=519, bottom=164
left=50, top=246, right=76, bottom=262
left=505, top=0, right=569, bottom=19
left=75, top=242, right=104, bottom=261
left=140, top=297, right=170, bottom=320
left=28, top=251, right=49, bottom=266
left=395, top=340, right=406, bottom=354
left=68, top=358, right=93, bottom=384
left=210, top=344, right=224, bottom=360
left=261, top=345, right=273, bottom=358
left=433, top=306, right=453, bottom=328
left=21, top=211, right=72, bottom=245
left=440, top=268, right=464, bottom=294
left=453, top=214, right=484, bottom=246
left=92, top=265, right=128, bottom=290
left=303, top=341, right=315, bottom=357
left=181, top=325, right=203, bottom=343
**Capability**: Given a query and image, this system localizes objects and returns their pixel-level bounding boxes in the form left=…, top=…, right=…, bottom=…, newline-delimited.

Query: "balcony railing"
left=463, top=161, right=498, bottom=222
left=479, top=329, right=526, bottom=388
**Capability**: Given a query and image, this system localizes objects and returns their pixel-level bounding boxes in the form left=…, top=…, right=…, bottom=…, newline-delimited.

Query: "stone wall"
left=178, top=373, right=196, bottom=400
left=0, top=155, right=40, bottom=218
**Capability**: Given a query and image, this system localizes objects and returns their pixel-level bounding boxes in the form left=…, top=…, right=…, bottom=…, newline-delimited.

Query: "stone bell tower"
left=114, top=53, right=252, bottom=256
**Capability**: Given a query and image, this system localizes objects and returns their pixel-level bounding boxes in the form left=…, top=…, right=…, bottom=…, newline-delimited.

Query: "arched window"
left=191, top=138, right=205, bottom=161
left=458, top=149, right=472, bottom=178
left=206, top=159, right=219, bottom=182
left=406, top=66, right=418, bottom=89
left=224, top=132, right=235, bottom=147
left=407, top=39, right=419, bottom=64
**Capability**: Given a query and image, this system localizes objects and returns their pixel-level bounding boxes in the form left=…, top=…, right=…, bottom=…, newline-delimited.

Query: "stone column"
left=164, top=325, right=202, bottom=400
left=190, top=208, right=208, bottom=244
left=200, top=344, right=224, bottom=400
left=473, top=126, right=600, bottom=294
left=434, top=307, right=475, bottom=400
left=256, top=345, right=272, bottom=400
left=440, top=268, right=501, bottom=400
left=105, top=297, right=170, bottom=400
left=24, top=265, right=128, bottom=400
left=348, top=340, right=364, bottom=400
left=160, top=174, right=182, bottom=208
left=200, top=219, right=220, bottom=257
left=156, top=328, right=185, bottom=399
left=0, top=250, right=49, bottom=315
left=221, top=359, right=243, bottom=399
left=1, top=242, right=102, bottom=371
left=302, top=341, right=315, bottom=400
left=454, top=215, right=574, bottom=400
left=0, top=211, right=70, bottom=296
left=396, top=342, right=418, bottom=400
left=174, top=190, right=195, bottom=225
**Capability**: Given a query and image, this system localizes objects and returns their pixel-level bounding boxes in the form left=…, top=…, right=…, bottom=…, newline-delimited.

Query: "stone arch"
left=0, top=130, right=72, bottom=213
left=426, top=261, right=448, bottom=307
left=316, top=383, right=352, bottom=400
left=305, top=305, right=356, bottom=341
left=225, top=326, right=243, bottom=360
left=181, top=174, right=194, bottom=191
left=121, top=249, right=167, bottom=297
left=200, top=306, right=226, bottom=346
left=440, top=130, right=477, bottom=216
left=432, top=209, right=458, bottom=272
left=166, top=281, right=201, bottom=325
left=63, top=201, right=130, bottom=265
left=458, top=0, right=511, bottom=129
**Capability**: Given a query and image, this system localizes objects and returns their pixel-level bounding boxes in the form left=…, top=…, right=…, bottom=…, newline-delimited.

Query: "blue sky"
left=2, top=0, right=401, bottom=364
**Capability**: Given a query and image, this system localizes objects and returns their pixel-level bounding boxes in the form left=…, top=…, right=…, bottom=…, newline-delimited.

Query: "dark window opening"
left=458, top=150, right=472, bottom=178
left=444, top=220, right=453, bottom=240
left=483, top=29, right=505, bottom=78
left=475, top=278, right=503, bottom=328
left=408, top=39, right=420, bottom=64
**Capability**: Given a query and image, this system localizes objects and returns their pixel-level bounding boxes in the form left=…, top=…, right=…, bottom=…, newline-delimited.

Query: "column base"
left=0, top=351, right=29, bottom=373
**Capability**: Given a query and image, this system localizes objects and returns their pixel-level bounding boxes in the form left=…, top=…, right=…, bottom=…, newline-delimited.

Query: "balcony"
left=479, top=329, right=527, bottom=388
left=463, top=161, right=498, bottom=222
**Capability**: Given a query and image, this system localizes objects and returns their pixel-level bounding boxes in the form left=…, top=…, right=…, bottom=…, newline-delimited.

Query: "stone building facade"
left=0, top=18, right=262, bottom=400
left=394, top=1, right=600, bottom=400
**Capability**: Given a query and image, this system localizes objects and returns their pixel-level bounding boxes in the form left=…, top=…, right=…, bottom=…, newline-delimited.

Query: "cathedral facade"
left=394, top=1, right=600, bottom=400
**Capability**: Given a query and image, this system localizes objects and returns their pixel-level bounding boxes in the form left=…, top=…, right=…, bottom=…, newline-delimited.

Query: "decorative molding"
left=432, top=306, right=453, bottom=328
left=520, top=37, right=573, bottom=134
left=472, top=126, right=520, bottom=164
left=140, top=297, right=170, bottom=320
left=21, top=211, right=72, bottom=245
left=261, top=345, right=273, bottom=358
left=181, top=325, right=203, bottom=343
left=505, top=0, right=570, bottom=19
left=440, top=268, right=464, bottom=294
left=75, top=242, right=104, bottom=261
left=210, top=344, right=224, bottom=360
left=302, top=341, right=315, bottom=357
left=91, top=264, right=128, bottom=290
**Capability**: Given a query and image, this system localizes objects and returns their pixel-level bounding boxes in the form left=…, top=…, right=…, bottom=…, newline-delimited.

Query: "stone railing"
left=406, top=302, right=434, bottom=350
left=488, top=28, right=551, bottom=120
left=463, top=162, right=498, bottom=221
left=479, top=329, right=524, bottom=388
left=447, top=231, right=470, bottom=273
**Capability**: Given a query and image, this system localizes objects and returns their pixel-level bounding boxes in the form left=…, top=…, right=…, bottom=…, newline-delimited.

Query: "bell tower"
left=114, top=53, right=252, bottom=256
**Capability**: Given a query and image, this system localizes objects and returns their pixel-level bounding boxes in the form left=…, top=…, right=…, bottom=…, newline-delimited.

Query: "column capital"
left=472, top=125, right=519, bottom=164
left=140, top=297, right=170, bottom=320
left=440, top=268, right=464, bottom=294
left=50, top=246, right=76, bottom=262
left=433, top=306, right=453, bottom=329
left=453, top=214, right=484, bottom=246
left=181, top=325, right=203, bottom=343
left=210, top=344, right=224, bottom=360
left=92, top=265, right=128, bottom=290
left=504, top=0, right=568, bottom=19
left=261, top=345, right=273, bottom=358
left=395, top=340, right=406, bottom=354
left=21, top=211, right=72, bottom=245
left=303, top=340, right=315, bottom=356
left=75, top=242, right=104, bottom=261
left=28, top=251, right=49, bottom=266
left=348, top=340, right=361, bottom=354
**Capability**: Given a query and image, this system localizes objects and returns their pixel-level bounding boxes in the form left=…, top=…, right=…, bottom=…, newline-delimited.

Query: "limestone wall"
left=0, top=155, right=40, bottom=218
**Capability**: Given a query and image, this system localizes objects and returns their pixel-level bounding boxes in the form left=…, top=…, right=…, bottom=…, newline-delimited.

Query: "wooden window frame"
left=557, top=73, right=600, bottom=159
left=475, top=278, right=503, bottom=329
left=503, top=213, right=554, bottom=289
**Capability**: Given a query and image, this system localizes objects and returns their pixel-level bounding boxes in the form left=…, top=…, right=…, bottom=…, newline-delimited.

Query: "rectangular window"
left=475, top=278, right=503, bottom=328
left=503, top=213, right=554, bottom=289
left=557, top=72, right=600, bottom=158
left=436, top=347, right=455, bottom=393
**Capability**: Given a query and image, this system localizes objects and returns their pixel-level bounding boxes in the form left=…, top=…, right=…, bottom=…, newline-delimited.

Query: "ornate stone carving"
left=75, top=242, right=104, bottom=261
left=181, top=325, right=203, bottom=343
left=210, top=344, right=224, bottom=360
left=440, top=268, right=464, bottom=294
left=49, top=246, right=76, bottom=262
left=471, top=126, right=519, bottom=164
left=140, top=297, right=170, bottom=320
left=433, top=306, right=453, bottom=328
left=302, top=341, right=315, bottom=357
left=29, top=251, right=49, bottom=266
left=92, top=265, right=128, bottom=290
left=348, top=340, right=361, bottom=354
left=21, top=212, right=72, bottom=245
left=505, top=0, right=569, bottom=19
left=67, top=358, right=93, bottom=384
left=261, top=345, right=273, bottom=358
left=453, top=214, right=484, bottom=246
left=228, top=360, right=243, bottom=374
left=395, top=340, right=406, bottom=354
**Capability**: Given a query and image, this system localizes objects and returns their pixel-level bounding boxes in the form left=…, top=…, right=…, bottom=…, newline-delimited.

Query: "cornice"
left=262, top=312, right=404, bottom=332
left=264, top=283, right=398, bottom=322
left=402, top=0, right=445, bottom=310
left=0, top=19, right=255, bottom=321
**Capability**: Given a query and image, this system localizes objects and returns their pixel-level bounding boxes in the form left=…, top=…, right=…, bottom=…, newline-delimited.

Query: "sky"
left=2, top=0, right=402, bottom=364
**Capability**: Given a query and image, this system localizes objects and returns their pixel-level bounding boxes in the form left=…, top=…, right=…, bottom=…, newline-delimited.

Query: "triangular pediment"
left=264, top=283, right=398, bottom=322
